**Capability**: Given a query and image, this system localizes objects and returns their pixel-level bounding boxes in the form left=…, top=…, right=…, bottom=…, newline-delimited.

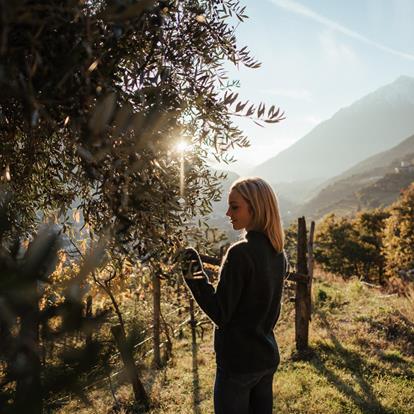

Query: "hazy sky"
left=216, top=0, right=414, bottom=174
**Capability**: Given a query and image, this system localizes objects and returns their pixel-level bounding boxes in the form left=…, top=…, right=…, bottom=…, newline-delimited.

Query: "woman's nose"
left=226, top=208, right=231, bottom=217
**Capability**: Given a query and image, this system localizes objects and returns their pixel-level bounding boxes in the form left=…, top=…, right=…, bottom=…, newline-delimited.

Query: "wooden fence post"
left=152, top=272, right=161, bottom=368
left=111, top=324, right=150, bottom=410
left=295, top=217, right=310, bottom=353
left=307, top=221, right=315, bottom=319
left=189, top=296, right=197, bottom=346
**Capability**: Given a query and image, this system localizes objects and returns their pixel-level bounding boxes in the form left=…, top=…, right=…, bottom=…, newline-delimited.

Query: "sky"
left=215, top=0, right=414, bottom=174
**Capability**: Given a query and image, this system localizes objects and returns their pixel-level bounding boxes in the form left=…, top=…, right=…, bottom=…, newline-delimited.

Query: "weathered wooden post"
left=111, top=324, right=150, bottom=410
left=152, top=272, right=161, bottom=368
left=189, top=295, right=197, bottom=345
left=295, top=216, right=310, bottom=353
left=160, top=312, right=173, bottom=362
left=307, top=221, right=315, bottom=318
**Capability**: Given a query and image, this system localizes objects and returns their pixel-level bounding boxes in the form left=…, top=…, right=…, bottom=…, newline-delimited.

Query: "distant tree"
left=315, top=214, right=350, bottom=277
left=354, top=209, right=389, bottom=283
left=382, top=183, right=414, bottom=280
left=284, top=221, right=298, bottom=267
left=314, top=185, right=413, bottom=283
left=0, top=0, right=283, bottom=260
left=314, top=213, right=368, bottom=278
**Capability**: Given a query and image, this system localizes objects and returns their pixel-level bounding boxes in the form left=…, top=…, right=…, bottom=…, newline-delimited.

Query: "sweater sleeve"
left=184, top=245, right=251, bottom=328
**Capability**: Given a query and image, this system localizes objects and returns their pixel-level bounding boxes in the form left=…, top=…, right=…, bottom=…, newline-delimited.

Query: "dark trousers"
left=214, top=367, right=275, bottom=414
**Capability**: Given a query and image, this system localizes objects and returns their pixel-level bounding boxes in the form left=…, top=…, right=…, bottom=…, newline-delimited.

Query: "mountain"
left=253, top=76, right=414, bottom=185
left=295, top=133, right=414, bottom=219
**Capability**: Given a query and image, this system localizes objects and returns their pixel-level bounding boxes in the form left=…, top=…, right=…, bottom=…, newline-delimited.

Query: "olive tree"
left=0, top=1, right=284, bottom=410
left=0, top=0, right=283, bottom=259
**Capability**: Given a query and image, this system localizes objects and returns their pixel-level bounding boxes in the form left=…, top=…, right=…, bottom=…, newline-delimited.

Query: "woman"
left=182, top=177, right=287, bottom=414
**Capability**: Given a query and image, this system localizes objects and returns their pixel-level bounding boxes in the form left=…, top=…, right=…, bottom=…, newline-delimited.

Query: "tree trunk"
left=85, top=295, right=93, bottom=346
left=111, top=325, right=150, bottom=410
left=103, top=282, right=126, bottom=336
left=152, top=272, right=161, bottom=368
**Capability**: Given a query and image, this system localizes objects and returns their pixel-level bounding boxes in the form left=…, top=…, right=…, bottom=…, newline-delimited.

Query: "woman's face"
left=226, top=189, right=253, bottom=231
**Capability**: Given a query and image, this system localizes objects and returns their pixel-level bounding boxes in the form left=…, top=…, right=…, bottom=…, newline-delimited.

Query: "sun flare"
left=175, top=141, right=190, bottom=153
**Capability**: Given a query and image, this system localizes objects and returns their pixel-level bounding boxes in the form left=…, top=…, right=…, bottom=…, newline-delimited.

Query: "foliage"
left=0, top=0, right=283, bottom=262
left=0, top=212, right=111, bottom=413
left=382, top=183, right=414, bottom=280
left=353, top=209, right=390, bottom=283
left=314, top=183, right=414, bottom=285
left=0, top=3, right=286, bottom=408
left=314, top=214, right=359, bottom=278
left=314, top=210, right=389, bottom=281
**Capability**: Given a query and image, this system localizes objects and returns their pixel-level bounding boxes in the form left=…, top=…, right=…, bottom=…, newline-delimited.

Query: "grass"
left=56, top=273, right=414, bottom=414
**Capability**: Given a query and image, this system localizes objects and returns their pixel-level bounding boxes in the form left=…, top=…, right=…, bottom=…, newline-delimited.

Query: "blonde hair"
left=230, top=177, right=284, bottom=253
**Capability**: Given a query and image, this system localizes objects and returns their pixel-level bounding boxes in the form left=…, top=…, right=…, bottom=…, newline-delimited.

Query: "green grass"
left=56, top=274, right=414, bottom=414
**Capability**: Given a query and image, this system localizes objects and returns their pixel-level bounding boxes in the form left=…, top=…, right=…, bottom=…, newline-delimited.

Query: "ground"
left=57, top=273, right=414, bottom=414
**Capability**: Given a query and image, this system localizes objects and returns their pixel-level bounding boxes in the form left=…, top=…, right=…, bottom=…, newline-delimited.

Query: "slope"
left=297, top=134, right=414, bottom=219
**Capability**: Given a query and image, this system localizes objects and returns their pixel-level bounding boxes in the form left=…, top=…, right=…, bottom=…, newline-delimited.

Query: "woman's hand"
left=178, top=247, right=205, bottom=280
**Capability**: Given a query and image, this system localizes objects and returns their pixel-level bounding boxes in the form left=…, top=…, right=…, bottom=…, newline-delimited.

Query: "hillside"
left=253, top=76, right=414, bottom=188
left=56, top=274, right=414, bottom=414
left=318, top=134, right=414, bottom=188
left=296, top=134, right=414, bottom=219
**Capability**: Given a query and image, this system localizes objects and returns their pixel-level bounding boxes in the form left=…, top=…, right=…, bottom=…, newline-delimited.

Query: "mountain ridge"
left=253, top=76, right=414, bottom=186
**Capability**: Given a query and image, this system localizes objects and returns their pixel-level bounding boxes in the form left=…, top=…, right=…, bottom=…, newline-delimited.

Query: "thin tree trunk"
left=111, top=325, right=150, bottom=410
left=85, top=295, right=93, bottom=346
left=152, top=272, right=161, bottom=368
left=106, top=285, right=126, bottom=335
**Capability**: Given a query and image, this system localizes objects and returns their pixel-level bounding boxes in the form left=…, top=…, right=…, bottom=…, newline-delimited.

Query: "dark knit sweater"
left=185, top=230, right=287, bottom=374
